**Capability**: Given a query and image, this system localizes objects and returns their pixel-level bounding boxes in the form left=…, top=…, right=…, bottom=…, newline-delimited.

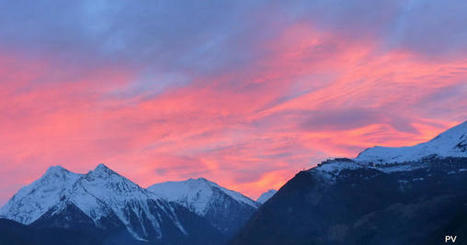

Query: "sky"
left=0, top=0, right=466, bottom=204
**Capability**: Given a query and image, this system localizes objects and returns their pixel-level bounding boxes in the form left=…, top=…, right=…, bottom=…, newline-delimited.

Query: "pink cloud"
left=0, top=22, right=466, bottom=204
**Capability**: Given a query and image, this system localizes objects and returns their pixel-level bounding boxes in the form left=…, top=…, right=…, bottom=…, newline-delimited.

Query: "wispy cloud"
left=0, top=0, right=466, bottom=202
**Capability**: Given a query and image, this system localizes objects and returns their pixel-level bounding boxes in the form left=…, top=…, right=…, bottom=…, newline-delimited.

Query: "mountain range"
left=0, top=164, right=261, bottom=244
left=1, top=121, right=466, bottom=244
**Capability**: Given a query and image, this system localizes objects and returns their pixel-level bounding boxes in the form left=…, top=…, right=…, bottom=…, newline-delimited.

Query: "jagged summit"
left=87, top=163, right=120, bottom=178
left=94, top=163, right=110, bottom=171
left=45, top=165, right=69, bottom=174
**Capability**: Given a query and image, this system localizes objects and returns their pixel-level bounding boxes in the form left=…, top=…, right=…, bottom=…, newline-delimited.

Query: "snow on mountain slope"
left=256, top=189, right=277, bottom=204
left=356, top=121, right=467, bottom=164
left=0, top=166, right=82, bottom=224
left=147, top=178, right=257, bottom=216
left=65, top=164, right=178, bottom=240
left=0, top=164, right=190, bottom=241
left=313, top=121, right=467, bottom=177
left=148, top=178, right=258, bottom=235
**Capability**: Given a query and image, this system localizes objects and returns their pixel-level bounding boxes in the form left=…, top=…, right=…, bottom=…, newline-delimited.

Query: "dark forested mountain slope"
left=233, top=121, right=467, bottom=245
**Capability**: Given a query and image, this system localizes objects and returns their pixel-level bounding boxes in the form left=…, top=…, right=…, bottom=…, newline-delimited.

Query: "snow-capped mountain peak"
left=148, top=178, right=257, bottom=216
left=257, top=189, right=277, bottom=204
left=313, top=121, right=467, bottom=178
left=1, top=164, right=193, bottom=241
left=91, top=163, right=115, bottom=174
left=0, top=165, right=82, bottom=224
left=45, top=165, right=69, bottom=174
left=356, top=121, right=467, bottom=164
left=81, top=164, right=145, bottom=195
left=148, top=177, right=258, bottom=235
left=66, top=165, right=171, bottom=240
